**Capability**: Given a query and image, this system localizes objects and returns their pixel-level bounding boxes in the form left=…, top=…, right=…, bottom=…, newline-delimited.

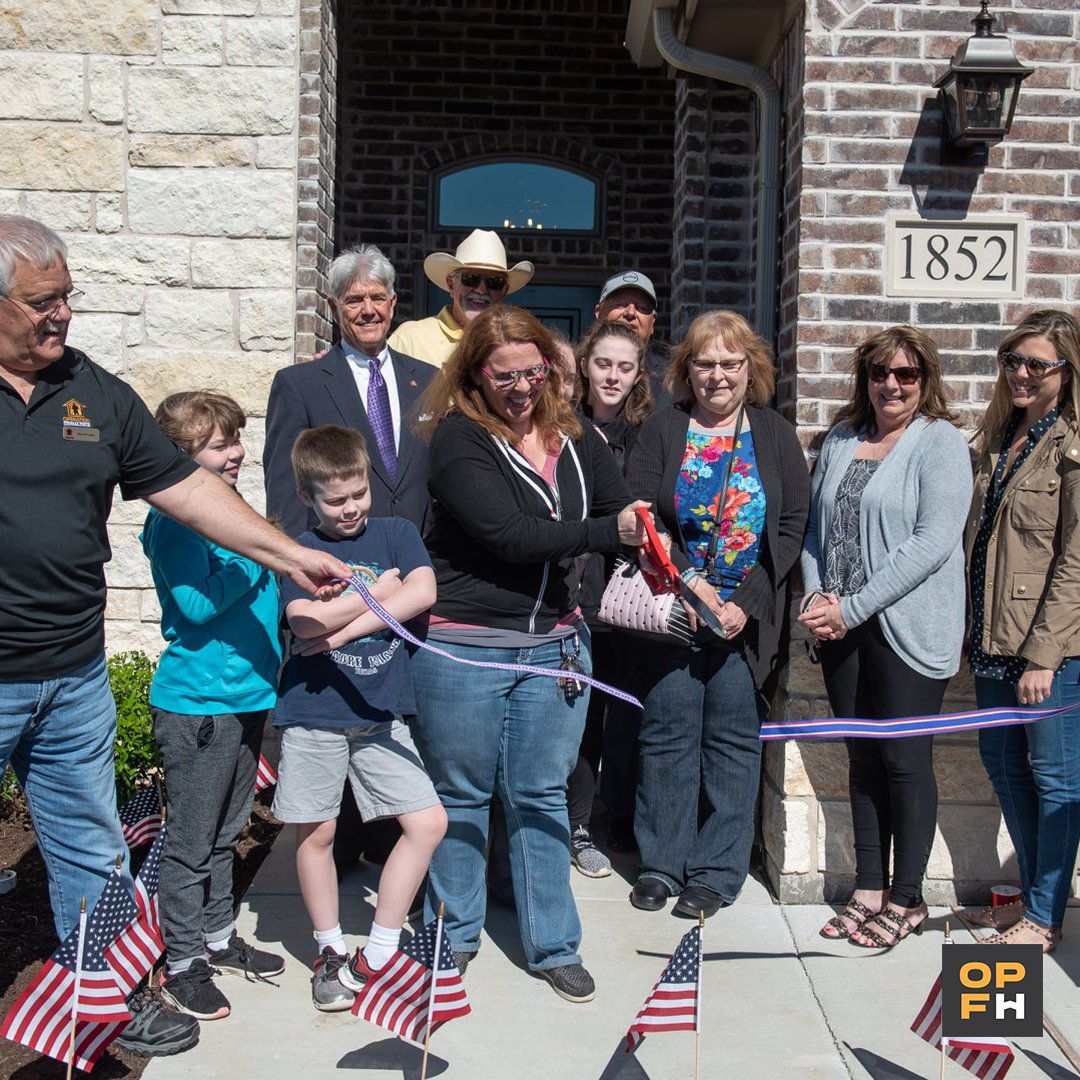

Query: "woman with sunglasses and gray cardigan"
left=800, top=326, right=971, bottom=950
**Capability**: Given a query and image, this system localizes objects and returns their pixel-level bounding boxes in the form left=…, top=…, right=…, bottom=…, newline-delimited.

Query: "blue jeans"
left=633, top=637, right=763, bottom=901
left=0, top=654, right=129, bottom=941
left=409, top=635, right=590, bottom=971
left=976, top=660, right=1080, bottom=931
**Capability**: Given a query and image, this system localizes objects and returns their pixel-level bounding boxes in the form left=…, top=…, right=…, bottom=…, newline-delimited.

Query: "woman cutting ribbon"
left=410, top=305, right=647, bottom=1002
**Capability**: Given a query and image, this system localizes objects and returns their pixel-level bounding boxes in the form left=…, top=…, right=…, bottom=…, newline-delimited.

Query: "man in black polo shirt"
left=0, top=216, right=350, bottom=1057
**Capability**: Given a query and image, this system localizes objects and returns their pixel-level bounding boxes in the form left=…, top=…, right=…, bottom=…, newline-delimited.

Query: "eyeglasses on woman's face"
left=997, top=350, right=1068, bottom=379
left=867, top=362, right=921, bottom=386
left=691, top=356, right=746, bottom=376
left=479, top=359, right=550, bottom=391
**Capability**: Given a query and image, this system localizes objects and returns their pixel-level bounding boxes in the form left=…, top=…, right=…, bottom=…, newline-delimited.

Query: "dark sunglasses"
left=997, top=350, right=1068, bottom=379
left=458, top=271, right=508, bottom=292
left=868, top=363, right=921, bottom=386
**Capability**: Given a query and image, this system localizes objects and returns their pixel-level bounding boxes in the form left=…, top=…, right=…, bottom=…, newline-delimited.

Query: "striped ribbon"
left=343, top=573, right=644, bottom=710
left=760, top=701, right=1078, bottom=741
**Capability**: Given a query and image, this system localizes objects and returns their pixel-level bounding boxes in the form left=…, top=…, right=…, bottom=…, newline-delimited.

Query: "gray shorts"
left=271, top=718, right=440, bottom=824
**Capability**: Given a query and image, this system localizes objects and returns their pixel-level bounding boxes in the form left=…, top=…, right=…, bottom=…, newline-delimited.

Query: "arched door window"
left=433, top=159, right=601, bottom=235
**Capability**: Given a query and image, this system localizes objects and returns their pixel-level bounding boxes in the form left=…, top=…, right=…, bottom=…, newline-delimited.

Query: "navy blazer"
left=264, top=344, right=437, bottom=538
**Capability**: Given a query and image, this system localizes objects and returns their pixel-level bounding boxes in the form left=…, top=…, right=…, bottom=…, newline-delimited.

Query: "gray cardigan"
left=801, top=416, right=973, bottom=679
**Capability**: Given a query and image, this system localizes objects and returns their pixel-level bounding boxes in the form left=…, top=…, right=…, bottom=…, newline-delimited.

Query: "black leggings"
left=819, top=617, right=948, bottom=907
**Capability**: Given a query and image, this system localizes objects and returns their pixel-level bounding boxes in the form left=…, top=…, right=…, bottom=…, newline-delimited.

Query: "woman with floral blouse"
left=624, top=310, right=809, bottom=919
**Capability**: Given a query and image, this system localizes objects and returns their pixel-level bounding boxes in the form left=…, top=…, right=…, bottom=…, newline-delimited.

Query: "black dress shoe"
left=673, top=885, right=726, bottom=919
left=630, top=877, right=674, bottom=911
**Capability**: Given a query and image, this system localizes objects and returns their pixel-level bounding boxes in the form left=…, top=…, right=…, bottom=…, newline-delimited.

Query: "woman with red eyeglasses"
left=800, top=326, right=971, bottom=950
left=410, top=305, right=647, bottom=1003
left=959, top=309, right=1080, bottom=953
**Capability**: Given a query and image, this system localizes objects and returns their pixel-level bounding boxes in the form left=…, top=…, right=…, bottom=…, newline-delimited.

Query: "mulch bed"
left=0, top=793, right=281, bottom=1080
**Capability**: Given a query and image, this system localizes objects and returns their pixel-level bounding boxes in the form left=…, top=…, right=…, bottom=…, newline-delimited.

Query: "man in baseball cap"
left=389, top=229, right=534, bottom=367
left=595, top=269, right=669, bottom=408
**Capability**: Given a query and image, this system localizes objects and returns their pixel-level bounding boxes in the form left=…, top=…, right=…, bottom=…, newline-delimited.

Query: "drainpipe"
left=651, top=6, right=781, bottom=346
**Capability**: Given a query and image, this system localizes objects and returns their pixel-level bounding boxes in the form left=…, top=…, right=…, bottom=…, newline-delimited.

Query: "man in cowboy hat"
left=388, top=229, right=534, bottom=367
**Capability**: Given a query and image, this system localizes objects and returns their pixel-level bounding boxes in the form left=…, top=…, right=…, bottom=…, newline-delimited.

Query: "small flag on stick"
left=118, top=787, right=162, bottom=851
left=1, top=868, right=134, bottom=1071
left=351, top=917, right=470, bottom=1045
left=255, top=754, right=277, bottom=793
left=911, top=975, right=1015, bottom=1079
left=626, top=924, right=702, bottom=1053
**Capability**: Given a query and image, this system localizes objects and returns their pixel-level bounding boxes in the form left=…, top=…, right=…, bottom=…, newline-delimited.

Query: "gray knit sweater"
left=801, top=416, right=973, bottom=679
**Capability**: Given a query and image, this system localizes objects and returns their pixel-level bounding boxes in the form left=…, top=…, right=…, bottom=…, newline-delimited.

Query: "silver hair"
left=328, top=244, right=396, bottom=300
left=0, top=215, right=68, bottom=296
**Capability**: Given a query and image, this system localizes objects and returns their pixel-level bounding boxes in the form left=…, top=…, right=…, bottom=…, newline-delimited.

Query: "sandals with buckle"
left=956, top=900, right=1024, bottom=931
left=820, top=898, right=878, bottom=940
left=850, top=905, right=927, bottom=950
left=981, top=916, right=1060, bottom=954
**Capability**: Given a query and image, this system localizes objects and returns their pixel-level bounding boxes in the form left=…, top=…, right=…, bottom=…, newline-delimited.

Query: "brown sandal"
left=820, top=898, right=877, bottom=940
left=981, top=916, right=1061, bottom=954
left=850, top=905, right=926, bottom=949
left=956, top=900, right=1024, bottom=931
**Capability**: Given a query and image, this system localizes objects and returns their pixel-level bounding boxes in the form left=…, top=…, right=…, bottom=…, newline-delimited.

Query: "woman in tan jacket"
left=964, top=309, right=1080, bottom=953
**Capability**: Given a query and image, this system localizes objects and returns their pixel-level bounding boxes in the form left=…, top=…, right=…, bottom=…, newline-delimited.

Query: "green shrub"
left=109, top=651, right=162, bottom=803
left=1, top=766, right=18, bottom=802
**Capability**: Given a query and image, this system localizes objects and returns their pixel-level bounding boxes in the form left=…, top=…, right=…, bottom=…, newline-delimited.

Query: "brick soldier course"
left=1, top=0, right=1077, bottom=902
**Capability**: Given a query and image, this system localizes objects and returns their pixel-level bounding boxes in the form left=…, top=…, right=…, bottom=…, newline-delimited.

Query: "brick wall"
left=335, top=0, right=678, bottom=340
left=795, top=0, right=1080, bottom=446
left=296, top=0, right=337, bottom=356
left=669, top=75, right=756, bottom=337
left=0, top=1, right=304, bottom=657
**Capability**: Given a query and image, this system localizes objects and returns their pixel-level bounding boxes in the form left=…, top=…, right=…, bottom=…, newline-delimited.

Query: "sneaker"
left=160, top=959, right=231, bottom=1021
left=311, top=947, right=356, bottom=1012
left=452, top=950, right=475, bottom=977
left=113, top=987, right=200, bottom=1056
left=207, top=932, right=286, bottom=981
left=539, top=963, right=595, bottom=1003
left=337, top=947, right=384, bottom=993
left=571, top=825, right=612, bottom=878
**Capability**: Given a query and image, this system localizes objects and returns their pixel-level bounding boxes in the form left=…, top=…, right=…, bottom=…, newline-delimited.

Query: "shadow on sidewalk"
left=596, top=1041, right=654, bottom=1079
left=847, top=1043, right=927, bottom=1079
left=337, top=1036, right=448, bottom=1077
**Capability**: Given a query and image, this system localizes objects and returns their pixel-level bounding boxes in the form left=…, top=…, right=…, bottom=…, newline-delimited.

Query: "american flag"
left=626, top=925, right=701, bottom=1052
left=118, top=786, right=162, bottom=851
left=0, top=867, right=134, bottom=1069
left=351, top=918, right=470, bottom=1044
left=255, top=754, right=277, bottom=793
left=62, top=826, right=168, bottom=1072
left=911, top=975, right=1014, bottom=1079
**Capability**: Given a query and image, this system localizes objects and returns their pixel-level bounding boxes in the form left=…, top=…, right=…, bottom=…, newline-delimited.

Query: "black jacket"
left=425, top=413, right=631, bottom=634
left=263, top=344, right=437, bottom=537
left=625, top=402, right=810, bottom=702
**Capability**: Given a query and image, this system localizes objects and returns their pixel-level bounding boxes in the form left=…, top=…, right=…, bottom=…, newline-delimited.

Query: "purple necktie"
left=366, top=355, right=397, bottom=483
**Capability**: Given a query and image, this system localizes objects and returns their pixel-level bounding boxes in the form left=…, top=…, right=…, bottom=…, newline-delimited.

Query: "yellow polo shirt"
left=388, top=306, right=463, bottom=368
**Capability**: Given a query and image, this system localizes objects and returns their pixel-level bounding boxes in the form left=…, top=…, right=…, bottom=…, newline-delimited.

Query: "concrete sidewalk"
left=147, top=838, right=1080, bottom=1079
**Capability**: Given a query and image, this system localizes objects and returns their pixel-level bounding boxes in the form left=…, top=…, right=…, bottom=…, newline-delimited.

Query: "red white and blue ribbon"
left=344, top=573, right=644, bottom=710
left=760, top=702, right=1078, bottom=741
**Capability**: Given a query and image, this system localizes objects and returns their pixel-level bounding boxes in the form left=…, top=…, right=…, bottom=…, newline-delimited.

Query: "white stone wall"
left=0, top=0, right=302, bottom=657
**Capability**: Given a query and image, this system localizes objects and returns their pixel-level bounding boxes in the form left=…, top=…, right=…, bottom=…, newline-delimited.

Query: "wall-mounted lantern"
left=933, top=1, right=1033, bottom=165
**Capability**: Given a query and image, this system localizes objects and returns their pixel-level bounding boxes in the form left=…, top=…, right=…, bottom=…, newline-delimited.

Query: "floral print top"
left=674, top=427, right=766, bottom=601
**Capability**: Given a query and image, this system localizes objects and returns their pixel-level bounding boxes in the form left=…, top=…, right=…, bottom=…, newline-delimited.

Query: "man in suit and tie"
left=264, top=243, right=436, bottom=536
left=264, top=244, right=437, bottom=877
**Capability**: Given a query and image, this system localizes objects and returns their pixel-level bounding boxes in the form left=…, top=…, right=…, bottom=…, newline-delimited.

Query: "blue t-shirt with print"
left=275, top=518, right=432, bottom=729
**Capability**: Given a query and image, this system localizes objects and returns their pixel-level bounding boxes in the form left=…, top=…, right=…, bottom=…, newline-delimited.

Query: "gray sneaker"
left=571, top=826, right=612, bottom=878
left=540, top=963, right=596, bottom=1003
left=114, top=987, right=200, bottom=1056
left=311, top=947, right=355, bottom=1012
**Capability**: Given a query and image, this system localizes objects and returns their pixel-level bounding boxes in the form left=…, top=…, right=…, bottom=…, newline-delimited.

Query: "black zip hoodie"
left=424, top=412, right=632, bottom=634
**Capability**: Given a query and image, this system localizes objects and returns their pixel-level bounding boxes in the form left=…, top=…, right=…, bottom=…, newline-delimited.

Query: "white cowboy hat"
left=423, top=229, right=535, bottom=294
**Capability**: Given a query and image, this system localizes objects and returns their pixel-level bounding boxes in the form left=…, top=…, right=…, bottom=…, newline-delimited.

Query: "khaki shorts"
left=272, top=718, right=440, bottom=824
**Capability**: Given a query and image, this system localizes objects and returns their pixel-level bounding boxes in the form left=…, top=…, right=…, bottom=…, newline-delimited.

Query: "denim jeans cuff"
left=639, top=871, right=681, bottom=894
left=530, top=953, right=583, bottom=973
